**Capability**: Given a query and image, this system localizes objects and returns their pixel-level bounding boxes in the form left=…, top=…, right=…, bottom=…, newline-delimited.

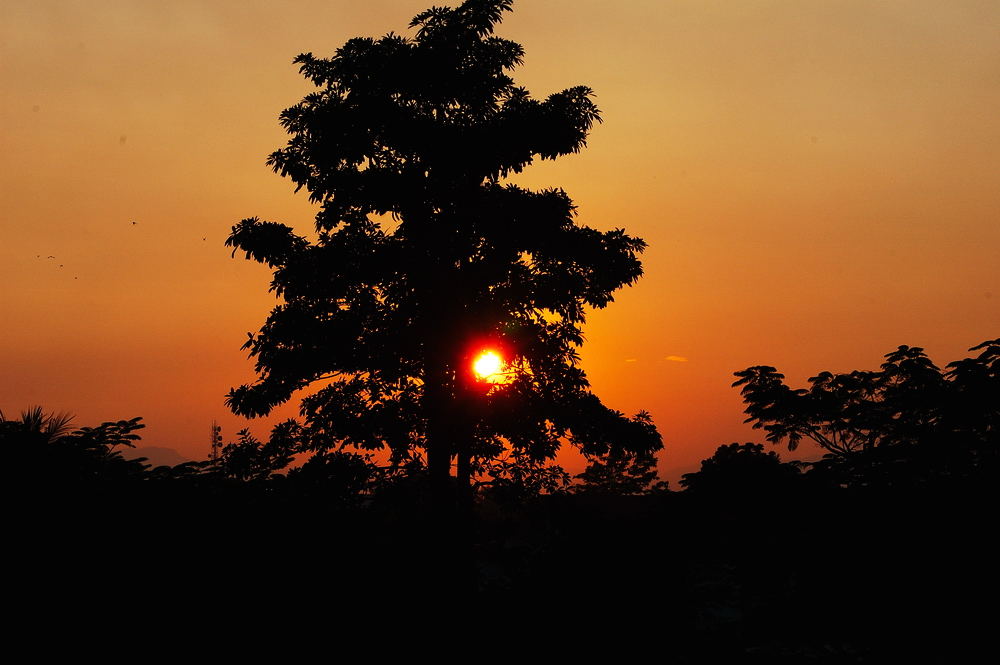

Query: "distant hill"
left=122, top=446, right=190, bottom=468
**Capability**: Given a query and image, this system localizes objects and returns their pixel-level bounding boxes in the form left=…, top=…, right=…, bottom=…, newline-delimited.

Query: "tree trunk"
left=456, top=448, right=472, bottom=510
left=424, top=368, right=454, bottom=512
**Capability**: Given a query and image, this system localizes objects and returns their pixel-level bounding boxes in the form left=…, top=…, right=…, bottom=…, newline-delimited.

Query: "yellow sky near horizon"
left=2, top=0, right=998, bottom=482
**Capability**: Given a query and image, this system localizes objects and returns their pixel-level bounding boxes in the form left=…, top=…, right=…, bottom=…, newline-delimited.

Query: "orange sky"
left=3, top=0, right=998, bottom=483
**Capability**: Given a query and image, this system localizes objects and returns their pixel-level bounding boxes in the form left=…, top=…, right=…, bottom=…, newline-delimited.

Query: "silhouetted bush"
left=680, top=442, right=804, bottom=497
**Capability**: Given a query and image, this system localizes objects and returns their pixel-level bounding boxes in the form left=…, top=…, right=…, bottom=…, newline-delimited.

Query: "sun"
left=473, top=350, right=505, bottom=382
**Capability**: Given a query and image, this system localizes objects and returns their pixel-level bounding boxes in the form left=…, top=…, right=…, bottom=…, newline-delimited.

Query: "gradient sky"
left=3, top=0, right=998, bottom=482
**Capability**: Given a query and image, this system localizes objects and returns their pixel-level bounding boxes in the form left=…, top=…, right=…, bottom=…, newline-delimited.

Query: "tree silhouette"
left=733, top=339, right=1000, bottom=487
left=679, top=442, right=802, bottom=496
left=1, top=407, right=150, bottom=493
left=226, top=0, right=660, bottom=505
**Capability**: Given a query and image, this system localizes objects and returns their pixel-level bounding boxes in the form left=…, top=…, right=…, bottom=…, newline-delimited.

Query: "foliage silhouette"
left=679, top=442, right=803, bottom=496
left=575, top=449, right=668, bottom=495
left=212, top=420, right=298, bottom=482
left=208, top=420, right=407, bottom=506
left=473, top=447, right=572, bottom=505
left=225, top=0, right=661, bottom=503
left=2, top=406, right=75, bottom=443
left=733, top=338, right=1000, bottom=487
left=1, top=406, right=152, bottom=490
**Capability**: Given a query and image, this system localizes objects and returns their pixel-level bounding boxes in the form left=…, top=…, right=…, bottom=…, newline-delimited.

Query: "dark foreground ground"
left=8, top=480, right=996, bottom=661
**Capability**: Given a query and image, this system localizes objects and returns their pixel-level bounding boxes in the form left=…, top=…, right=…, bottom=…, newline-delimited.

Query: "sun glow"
left=473, top=350, right=505, bottom=382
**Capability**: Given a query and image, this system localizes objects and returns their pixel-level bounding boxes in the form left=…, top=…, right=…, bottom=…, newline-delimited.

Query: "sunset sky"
left=3, top=0, right=998, bottom=482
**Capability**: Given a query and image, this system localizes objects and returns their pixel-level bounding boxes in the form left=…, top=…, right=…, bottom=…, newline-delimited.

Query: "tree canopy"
left=225, top=0, right=661, bottom=499
left=679, top=442, right=802, bottom=496
left=733, top=339, right=1000, bottom=486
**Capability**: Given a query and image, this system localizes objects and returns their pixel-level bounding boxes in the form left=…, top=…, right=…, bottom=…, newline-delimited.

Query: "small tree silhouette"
left=226, top=0, right=661, bottom=506
left=733, top=339, right=1000, bottom=486
left=2, top=407, right=150, bottom=492
left=679, top=442, right=801, bottom=496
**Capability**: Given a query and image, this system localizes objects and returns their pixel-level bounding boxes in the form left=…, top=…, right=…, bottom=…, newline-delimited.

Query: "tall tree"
left=226, top=0, right=660, bottom=504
